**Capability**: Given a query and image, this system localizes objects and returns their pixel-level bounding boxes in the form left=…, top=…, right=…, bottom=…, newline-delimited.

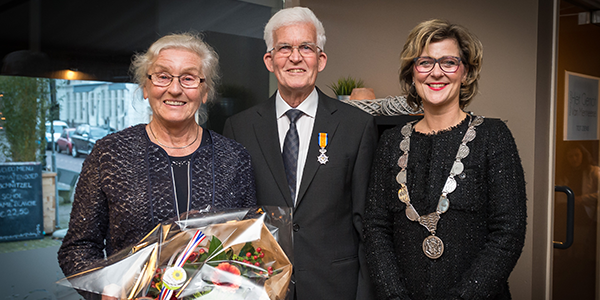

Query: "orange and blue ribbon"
left=318, top=133, right=328, bottom=148
left=317, top=133, right=329, bottom=164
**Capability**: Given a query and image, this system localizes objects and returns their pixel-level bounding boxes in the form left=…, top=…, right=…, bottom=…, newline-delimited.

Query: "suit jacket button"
left=293, top=223, right=300, bottom=232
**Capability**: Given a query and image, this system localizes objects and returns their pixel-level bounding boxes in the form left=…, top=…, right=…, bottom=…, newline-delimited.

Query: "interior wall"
left=301, top=0, right=540, bottom=299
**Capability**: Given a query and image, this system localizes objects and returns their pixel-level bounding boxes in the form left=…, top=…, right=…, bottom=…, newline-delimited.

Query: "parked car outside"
left=45, top=120, right=68, bottom=149
left=71, top=124, right=116, bottom=157
left=55, top=128, right=76, bottom=155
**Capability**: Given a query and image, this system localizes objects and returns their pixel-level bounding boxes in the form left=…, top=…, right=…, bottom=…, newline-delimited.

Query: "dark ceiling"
left=561, top=0, right=600, bottom=19
left=564, top=0, right=600, bottom=10
left=0, top=0, right=273, bottom=81
left=1, top=0, right=599, bottom=81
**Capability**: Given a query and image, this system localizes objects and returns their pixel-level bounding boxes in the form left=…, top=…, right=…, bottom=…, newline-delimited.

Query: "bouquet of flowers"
left=57, top=207, right=293, bottom=300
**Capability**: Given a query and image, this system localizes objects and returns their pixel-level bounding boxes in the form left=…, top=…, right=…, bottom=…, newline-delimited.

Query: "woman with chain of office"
left=364, top=19, right=527, bottom=299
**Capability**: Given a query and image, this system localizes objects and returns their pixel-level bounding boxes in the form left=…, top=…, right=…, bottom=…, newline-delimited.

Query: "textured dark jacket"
left=364, top=117, right=527, bottom=300
left=58, top=124, right=256, bottom=276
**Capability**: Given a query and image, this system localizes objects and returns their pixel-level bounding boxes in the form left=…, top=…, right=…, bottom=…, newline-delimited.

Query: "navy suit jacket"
left=223, top=88, right=376, bottom=300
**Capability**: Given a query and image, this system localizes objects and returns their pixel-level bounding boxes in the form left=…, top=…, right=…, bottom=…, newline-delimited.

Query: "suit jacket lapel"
left=253, top=96, right=295, bottom=208
left=295, top=90, right=340, bottom=208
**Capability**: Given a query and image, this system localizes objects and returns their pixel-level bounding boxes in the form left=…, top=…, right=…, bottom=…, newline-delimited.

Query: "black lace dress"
left=58, top=124, right=256, bottom=277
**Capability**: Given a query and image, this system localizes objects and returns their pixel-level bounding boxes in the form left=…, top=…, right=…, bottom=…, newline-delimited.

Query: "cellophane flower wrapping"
left=57, top=206, right=293, bottom=300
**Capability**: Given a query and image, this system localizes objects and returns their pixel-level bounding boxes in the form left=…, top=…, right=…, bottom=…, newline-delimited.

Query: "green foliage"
left=208, top=235, right=228, bottom=261
left=0, top=76, right=49, bottom=162
left=147, top=235, right=277, bottom=299
left=328, top=76, right=364, bottom=96
left=238, top=242, right=255, bottom=257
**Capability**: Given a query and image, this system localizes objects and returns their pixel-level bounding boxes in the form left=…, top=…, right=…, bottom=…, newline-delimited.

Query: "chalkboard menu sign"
left=0, top=162, right=44, bottom=242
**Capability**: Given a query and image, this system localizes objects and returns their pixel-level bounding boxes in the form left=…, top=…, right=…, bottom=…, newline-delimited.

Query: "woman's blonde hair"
left=399, top=19, right=483, bottom=110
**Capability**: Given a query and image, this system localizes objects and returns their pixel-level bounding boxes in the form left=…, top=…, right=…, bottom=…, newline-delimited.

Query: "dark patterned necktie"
left=282, top=109, right=302, bottom=202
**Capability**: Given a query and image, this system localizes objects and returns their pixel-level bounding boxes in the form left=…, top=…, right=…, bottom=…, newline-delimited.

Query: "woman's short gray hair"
left=130, top=32, right=220, bottom=103
left=263, top=7, right=326, bottom=51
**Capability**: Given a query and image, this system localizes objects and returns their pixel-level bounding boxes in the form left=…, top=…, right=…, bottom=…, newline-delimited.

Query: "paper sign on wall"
left=564, top=71, right=600, bottom=141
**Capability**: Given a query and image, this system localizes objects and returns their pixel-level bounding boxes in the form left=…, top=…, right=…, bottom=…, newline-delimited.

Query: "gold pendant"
left=422, top=235, right=444, bottom=259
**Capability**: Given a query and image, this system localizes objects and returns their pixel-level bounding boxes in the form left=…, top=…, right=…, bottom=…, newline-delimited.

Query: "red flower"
left=211, top=262, right=242, bottom=289
left=187, top=252, right=198, bottom=263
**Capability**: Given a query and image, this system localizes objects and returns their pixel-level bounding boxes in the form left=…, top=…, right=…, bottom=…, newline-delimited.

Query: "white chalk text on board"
left=0, top=162, right=44, bottom=242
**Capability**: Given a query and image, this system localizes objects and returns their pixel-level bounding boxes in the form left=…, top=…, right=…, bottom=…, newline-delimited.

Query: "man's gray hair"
left=263, top=7, right=326, bottom=51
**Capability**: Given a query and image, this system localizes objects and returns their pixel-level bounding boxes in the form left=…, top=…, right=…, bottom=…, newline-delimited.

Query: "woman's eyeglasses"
left=413, top=56, right=462, bottom=73
left=147, top=72, right=205, bottom=88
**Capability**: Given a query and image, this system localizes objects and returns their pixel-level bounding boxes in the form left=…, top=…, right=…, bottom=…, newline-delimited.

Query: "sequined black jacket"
left=364, top=117, right=527, bottom=300
left=58, top=124, right=256, bottom=276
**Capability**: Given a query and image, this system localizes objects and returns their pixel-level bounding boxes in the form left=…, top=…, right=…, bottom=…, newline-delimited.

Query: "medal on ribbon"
left=159, top=230, right=206, bottom=300
left=317, top=132, right=329, bottom=164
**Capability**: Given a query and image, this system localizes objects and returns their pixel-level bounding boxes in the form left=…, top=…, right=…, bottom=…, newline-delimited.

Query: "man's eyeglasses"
left=269, top=43, right=322, bottom=57
left=413, top=56, right=462, bottom=73
left=147, top=72, right=205, bottom=88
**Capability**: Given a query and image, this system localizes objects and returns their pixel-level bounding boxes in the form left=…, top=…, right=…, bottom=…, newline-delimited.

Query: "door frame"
left=532, top=0, right=559, bottom=298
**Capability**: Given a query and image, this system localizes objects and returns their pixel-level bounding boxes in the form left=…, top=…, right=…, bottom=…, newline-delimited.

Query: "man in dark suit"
left=223, top=6, right=376, bottom=300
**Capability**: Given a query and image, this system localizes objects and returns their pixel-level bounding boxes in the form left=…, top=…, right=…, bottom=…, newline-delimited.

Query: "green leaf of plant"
left=208, top=236, right=222, bottom=254
left=327, top=76, right=364, bottom=96
left=238, top=242, right=255, bottom=257
left=207, top=236, right=229, bottom=261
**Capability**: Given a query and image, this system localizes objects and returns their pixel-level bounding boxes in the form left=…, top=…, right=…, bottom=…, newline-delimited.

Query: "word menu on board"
left=0, top=162, right=44, bottom=242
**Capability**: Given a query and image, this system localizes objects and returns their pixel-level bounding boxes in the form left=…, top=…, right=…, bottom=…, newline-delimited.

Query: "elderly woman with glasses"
left=363, top=19, right=527, bottom=299
left=58, top=33, right=257, bottom=285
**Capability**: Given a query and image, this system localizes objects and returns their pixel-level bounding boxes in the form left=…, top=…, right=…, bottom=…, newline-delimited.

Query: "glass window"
left=0, top=2, right=283, bottom=295
left=1, top=0, right=279, bottom=134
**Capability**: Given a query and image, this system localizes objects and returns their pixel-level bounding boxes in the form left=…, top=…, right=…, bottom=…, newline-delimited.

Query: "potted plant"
left=328, top=76, right=364, bottom=100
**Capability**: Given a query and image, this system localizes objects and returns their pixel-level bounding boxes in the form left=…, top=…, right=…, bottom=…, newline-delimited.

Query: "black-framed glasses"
left=268, top=43, right=322, bottom=57
left=147, top=72, right=205, bottom=88
left=413, top=56, right=462, bottom=73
